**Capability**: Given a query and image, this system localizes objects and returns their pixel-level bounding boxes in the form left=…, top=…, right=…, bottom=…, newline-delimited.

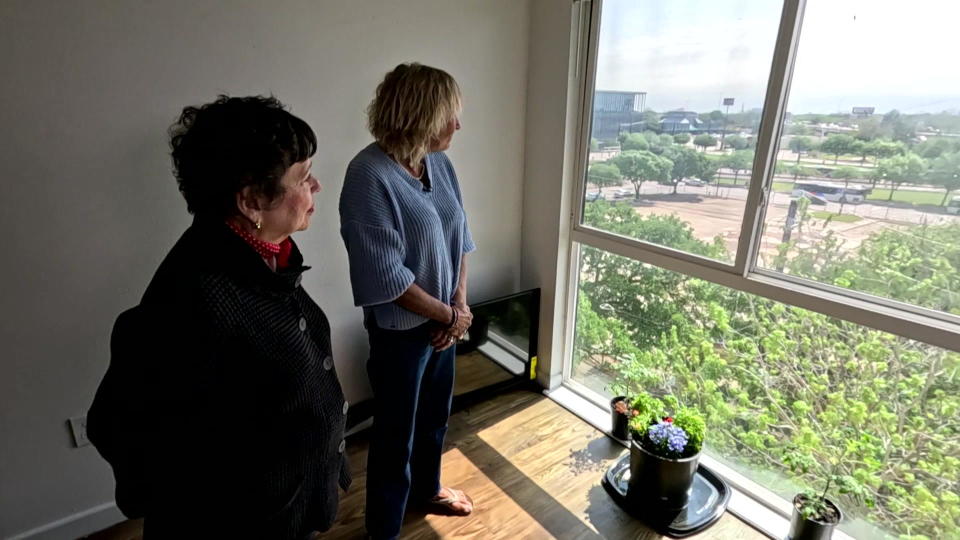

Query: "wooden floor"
left=86, top=390, right=766, bottom=539
left=326, top=390, right=766, bottom=540
left=452, top=350, right=515, bottom=397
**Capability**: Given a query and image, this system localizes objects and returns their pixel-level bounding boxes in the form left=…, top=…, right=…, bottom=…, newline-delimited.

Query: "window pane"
left=572, top=244, right=960, bottom=539
left=759, top=0, right=960, bottom=315
left=582, top=0, right=784, bottom=261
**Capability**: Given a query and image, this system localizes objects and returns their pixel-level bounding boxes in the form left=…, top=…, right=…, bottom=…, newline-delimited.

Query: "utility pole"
left=777, top=198, right=799, bottom=272
left=720, top=97, right=735, bottom=151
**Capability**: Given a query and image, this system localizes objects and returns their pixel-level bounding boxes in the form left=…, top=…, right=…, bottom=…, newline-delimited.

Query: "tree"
left=867, top=139, right=906, bottom=160
left=587, top=162, right=622, bottom=193
left=855, top=117, right=884, bottom=140
left=789, top=123, right=813, bottom=136
left=578, top=205, right=960, bottom=537
left=590, top=138, right=600, bottom=152
left=707, top=110, right=725, bottom=130
left=723, top=150, right=754, bottom=185
left=929, top=151, right=960, bottom=206
left=640, top=110, right=660, bottom=131
left=819, top=134, right=856, bottom=164
left=881, top=109, right=917, bottom=143
left=620, top=132, right=649, bottom=152
left=917, top=137, right=959, bottom=160
left=788, top=136, right=816, bottom=163
left=610, top=150, right=673, bottom=200
left=664, top=146, right=707, bottom=194
left=673, top=133, right=691, bottom=145
left=876, top=153, right=925, bottom=201
left=694, top=134, right=717, bottom=153
left=658, top=134, right=675, bottom=147
left=725, top=135, right=750, bottom=151
left=830, top=166, right=860, bottom=214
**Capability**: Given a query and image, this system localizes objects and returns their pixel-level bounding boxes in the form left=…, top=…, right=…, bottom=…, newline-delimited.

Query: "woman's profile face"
left=260, top=158, right=320, bottom=239
left=431, top=116, right=461, bottom=152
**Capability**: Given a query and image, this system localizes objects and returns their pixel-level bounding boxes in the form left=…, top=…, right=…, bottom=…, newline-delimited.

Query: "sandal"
left=427, top=487, right=474, bottom=516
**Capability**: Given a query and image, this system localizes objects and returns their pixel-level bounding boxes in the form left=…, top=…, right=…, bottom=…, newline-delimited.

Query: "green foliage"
left=673, top=133, right=691, bottom=145
left=723, top=150, right=754, bottom=184
left=629, top=393, right=665, bottom=428
left=609, top=150, right=673, bottom=200
left=673, top=408, right=706, bottom=454
left=876, top=153, right=926, bottom=200
left=928, top=151, right=960, bottom=205
left=725, top=135, right=750, bottom=150
left=663, top=146, right=709, bottom=193
left=587, top=162, right=622, bottom=192
left=576, top=208, right=960, bottom=537
left=620, top=132, right=649, bottom=152
left=820, top=134, right=857, bottom=164
left=693, top=134, right=718, bottom=151
left=789, top=136, right=816, bottom=163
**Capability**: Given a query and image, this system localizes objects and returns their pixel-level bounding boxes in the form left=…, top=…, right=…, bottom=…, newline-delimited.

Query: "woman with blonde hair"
left=339, top=63, right=475, bottom=539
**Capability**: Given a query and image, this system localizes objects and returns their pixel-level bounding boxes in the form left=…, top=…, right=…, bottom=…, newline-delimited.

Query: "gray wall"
left=0, top=1, right=529, bottom=536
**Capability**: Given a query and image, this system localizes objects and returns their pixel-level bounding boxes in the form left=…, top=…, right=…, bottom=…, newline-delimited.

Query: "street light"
left=720, top=98, right=735, bottom=151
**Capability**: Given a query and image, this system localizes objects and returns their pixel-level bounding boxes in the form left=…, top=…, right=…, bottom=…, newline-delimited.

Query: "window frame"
left=565, top=0, right=960, bottom=362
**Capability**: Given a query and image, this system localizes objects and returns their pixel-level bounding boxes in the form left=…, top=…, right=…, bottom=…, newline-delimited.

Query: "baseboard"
left=5, top=502, right=124, bottom=540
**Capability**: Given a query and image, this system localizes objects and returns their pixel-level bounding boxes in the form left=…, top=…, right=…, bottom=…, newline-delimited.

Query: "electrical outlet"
left=68, top=416, right=90, bottom=448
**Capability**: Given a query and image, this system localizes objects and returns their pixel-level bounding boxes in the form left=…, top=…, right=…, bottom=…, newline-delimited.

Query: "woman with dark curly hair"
left=339, top=63, right=474, bottom=540
left=88, top=95, right=349, bottom=539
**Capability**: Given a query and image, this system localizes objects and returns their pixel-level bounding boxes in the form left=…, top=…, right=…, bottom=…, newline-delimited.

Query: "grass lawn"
left=712, top=177, right=949, bottom=206
left=866, top=189, right=945, bottom=206
left=811, top=211, right=863, bottom=223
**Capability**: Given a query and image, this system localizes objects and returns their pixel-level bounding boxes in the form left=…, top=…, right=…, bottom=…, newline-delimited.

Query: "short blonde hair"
left=367, top=63, right=462, bottom=166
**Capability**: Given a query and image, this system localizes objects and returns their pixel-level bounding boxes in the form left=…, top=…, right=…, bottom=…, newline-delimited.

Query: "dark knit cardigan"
left=88, top=218, right=351, bottom=538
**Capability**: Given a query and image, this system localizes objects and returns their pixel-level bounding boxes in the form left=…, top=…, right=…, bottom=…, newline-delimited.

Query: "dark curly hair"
left=169, top=95, right=316, bottom=218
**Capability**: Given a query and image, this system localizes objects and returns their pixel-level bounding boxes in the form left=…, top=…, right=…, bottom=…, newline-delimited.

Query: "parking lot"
left=588, top=181, right=959, bottom=263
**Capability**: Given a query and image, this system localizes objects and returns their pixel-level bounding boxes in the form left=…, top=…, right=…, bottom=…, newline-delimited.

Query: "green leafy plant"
left=626, top=392, right=705, bottom=459
left=786, top=449, right=874, bottom=523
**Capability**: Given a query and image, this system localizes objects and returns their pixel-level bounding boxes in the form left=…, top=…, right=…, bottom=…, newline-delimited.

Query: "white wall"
left=520, top=0, right=578, bottom=389
left=0, top=0, right=529, bottom=537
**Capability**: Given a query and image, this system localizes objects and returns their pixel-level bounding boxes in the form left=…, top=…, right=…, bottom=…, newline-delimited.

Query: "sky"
left=594, top=0, right=960, bottom=115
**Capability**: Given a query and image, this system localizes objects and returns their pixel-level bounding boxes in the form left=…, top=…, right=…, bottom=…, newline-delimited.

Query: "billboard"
left=722, top=98, right=735, bottom=106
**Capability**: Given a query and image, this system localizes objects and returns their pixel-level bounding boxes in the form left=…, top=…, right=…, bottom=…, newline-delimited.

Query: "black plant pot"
left=787, top=494, right=842, bottom=540
left=610, top=397, right=630, bottom=440
left=627, top=439, right=700, bottom=511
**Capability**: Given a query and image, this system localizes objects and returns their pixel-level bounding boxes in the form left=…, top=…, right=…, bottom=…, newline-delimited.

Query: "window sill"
left=544, top=384, right=855, bottom=540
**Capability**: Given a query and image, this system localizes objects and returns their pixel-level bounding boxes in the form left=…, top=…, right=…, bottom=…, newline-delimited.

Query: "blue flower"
left=647, top=421, right=689, bottom=455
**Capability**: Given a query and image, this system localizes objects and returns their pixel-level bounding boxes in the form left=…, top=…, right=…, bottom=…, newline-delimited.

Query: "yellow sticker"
left=530, top=356, right=538, bottom=380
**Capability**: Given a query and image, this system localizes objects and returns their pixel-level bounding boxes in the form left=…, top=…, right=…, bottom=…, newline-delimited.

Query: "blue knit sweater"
left=339, top=143, right=475, bottom=330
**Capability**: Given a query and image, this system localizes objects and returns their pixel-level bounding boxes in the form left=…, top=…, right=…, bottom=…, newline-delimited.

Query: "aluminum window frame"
left=565, top=0, right=960, bottom=360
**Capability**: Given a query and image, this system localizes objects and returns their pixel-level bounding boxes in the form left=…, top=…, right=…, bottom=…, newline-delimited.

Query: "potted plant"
left=610, top=396, right=632, bottom=440
left=785, top=450, right=872, bottom=540
left=626, top=393, right=706, bottom=511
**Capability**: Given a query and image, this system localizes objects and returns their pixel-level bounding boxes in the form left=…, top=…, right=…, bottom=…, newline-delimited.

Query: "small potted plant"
left=785, top=450, right=872, bottom=540
left=626, top=393, right=705, bottom=511
left=610, top=396, right=632, bottom=440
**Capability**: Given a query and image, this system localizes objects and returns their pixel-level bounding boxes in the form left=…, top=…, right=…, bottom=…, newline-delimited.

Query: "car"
left=585, top=191, right=605, bottom=202
left=612, top=188, right=634, bottom=199
left=682, top=179, right=705, bottom=187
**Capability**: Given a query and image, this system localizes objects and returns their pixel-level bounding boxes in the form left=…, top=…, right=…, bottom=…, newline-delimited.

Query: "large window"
left=566, top=0, right=960, bottom=538
left=571, top=244, right=959, bottom=539
left=755, top=0, right=960, bottom=314
left=583, top=0, right=783, bottom=260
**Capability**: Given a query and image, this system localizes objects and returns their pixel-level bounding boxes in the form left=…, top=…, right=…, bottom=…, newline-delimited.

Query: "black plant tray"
left=601, top=453, right=731, bottom=538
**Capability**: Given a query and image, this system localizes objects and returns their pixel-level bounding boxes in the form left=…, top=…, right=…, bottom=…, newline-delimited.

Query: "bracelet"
left=446, top=305, right=459, bottom=328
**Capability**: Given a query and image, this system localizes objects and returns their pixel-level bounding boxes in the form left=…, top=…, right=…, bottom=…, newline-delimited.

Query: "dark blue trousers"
left=364, top=320, right=456, bottom=540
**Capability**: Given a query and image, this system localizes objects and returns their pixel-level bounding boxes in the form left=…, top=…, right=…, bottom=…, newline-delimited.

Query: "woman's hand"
left=449, top=304, right=472, bottom=337
left=431, top=304, right=472, bottom=351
